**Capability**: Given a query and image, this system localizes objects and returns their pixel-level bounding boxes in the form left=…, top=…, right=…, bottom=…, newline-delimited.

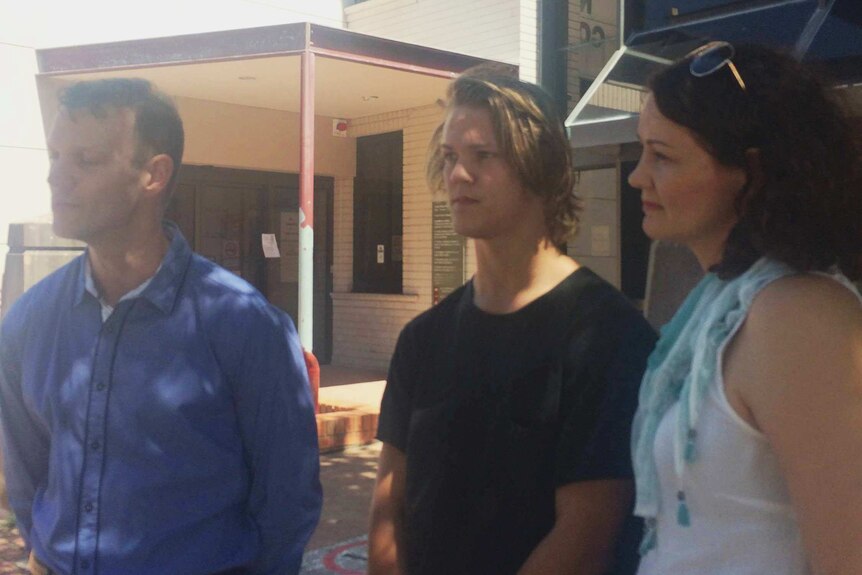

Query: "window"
left=353, top=131, right=403, bottom=294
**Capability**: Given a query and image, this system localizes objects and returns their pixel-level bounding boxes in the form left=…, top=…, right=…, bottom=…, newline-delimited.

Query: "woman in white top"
left=628, top=42, right=862, bottom=575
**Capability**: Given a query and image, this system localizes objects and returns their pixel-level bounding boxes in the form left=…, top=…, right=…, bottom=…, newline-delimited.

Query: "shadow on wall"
left=644, top=241, right=704, bottom=330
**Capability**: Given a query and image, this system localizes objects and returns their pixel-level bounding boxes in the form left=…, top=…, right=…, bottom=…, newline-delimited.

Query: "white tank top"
left=636, top=379, right=809, bottom=575
left=637, top=274, right=861, bottom=575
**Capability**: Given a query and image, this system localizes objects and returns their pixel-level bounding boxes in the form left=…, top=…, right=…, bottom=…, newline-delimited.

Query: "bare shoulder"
left=729, top=272, right=862, bottom=428
left=746, top=273, right=862, bottom=338
left=729, top=274, right=862, bottom=575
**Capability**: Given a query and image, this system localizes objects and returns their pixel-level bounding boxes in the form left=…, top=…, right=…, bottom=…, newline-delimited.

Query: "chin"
left=451, top=219, right=478, bottom=239
left=52, top=220, right=76, bottom=240
left=641, top=220, right=661, bottom=242
left=641, top=217, right=675, bottom=243
left=52, top=220, right=88, bottom=242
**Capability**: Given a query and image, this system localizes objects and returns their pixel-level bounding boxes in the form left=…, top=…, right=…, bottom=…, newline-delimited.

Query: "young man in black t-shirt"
left=368, top=67, right=656, bottom=575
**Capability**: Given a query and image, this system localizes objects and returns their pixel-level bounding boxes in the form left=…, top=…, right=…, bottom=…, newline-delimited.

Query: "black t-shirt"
left=377, top=268, right=657, bottom=575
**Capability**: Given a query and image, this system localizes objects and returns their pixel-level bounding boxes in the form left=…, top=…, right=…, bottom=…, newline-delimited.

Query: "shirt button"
left=81, top=559, right=90, bottom=569
left=90, top=440, right=101, bottom=451
left=96, top=382, right=106, bottom=391
left=84, top=502, right=93, bottom=512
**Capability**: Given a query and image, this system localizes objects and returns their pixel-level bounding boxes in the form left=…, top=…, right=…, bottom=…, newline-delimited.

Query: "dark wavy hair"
left=427, top=65, right=581, bottom=246
left=649, top=43, right=862, bottom=279
left=59, top=78, right=185, bottom=204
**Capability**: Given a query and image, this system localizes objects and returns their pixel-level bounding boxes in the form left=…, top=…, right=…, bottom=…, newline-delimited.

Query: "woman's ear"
left=744, top=148, right=765, bottom=195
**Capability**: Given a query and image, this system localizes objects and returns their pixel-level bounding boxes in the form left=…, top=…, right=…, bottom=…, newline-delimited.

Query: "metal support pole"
left=298, top=49, right=315, bottom=350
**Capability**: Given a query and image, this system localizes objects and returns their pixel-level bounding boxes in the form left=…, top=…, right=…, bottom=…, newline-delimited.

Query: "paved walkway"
left=300, top=442, right=381, bottom=574
left=319, top=365, right=386, bottom=389
left=0, top=511, right=26, bottom=574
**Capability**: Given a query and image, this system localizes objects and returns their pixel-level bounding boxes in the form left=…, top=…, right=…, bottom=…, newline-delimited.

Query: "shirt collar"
left=73, top=221, right=193, bottom=316
left=84, top=258, right=156, bottom=321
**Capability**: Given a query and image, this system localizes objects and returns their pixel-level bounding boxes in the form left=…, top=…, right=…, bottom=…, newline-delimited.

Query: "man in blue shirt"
left=0, top=78, right=322, bottom=575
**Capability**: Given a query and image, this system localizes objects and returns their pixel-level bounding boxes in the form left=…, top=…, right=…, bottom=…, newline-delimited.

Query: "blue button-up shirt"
left=0, top=224, right=322, bottom=574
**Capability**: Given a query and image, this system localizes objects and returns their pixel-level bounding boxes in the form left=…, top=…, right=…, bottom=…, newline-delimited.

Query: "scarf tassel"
left=639, top=519, right=657, bottom=555
left=676, top=490, right=691, bottom=527
left=684, top=428, right=697, bottom=462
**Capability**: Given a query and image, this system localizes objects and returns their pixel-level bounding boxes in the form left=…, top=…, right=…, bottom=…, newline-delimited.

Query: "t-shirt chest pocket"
left=495, top=362, right=563, bottom=496
left=507, top=362, right=563, bottom=429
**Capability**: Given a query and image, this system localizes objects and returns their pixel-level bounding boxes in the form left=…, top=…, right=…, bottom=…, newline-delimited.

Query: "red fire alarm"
left=333, top=119, right=349, bottom=138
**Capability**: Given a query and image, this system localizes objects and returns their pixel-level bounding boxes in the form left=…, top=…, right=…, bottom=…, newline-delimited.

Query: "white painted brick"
left=331, top=102, right=443, bottom=369
left=346, top=0, right=520, bottom=65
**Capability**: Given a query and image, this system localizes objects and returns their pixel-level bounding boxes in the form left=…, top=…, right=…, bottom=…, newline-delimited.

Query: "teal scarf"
left=631, top=257, right=794, bottom=552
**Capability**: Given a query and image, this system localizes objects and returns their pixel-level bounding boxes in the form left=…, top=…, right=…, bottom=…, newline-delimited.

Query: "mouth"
left=641, top=199, right=662, bottom=212
left=450, top=196, right=478, bottom=208
left=52, top=197, right=79, bottom=212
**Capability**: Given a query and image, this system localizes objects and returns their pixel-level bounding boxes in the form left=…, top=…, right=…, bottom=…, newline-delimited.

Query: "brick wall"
left=566, top=0, right=620, bottom=109
left=568, top=167, right=620, bottom=286
left=518, top=0, right=539, bottom=82
left=331, top=104, right=446, bottom=370
left=345, top=0, right=520, bottom=67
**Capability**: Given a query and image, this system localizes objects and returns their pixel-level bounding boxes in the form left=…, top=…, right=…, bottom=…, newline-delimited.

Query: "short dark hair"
left=427, top=65, right=581, bottom=246
left=59, top=78, right=185, bottom=201
left=649, top=43, right=862, bottom=279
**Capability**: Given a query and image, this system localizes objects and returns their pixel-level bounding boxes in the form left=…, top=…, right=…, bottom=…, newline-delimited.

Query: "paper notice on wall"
left=261, top=234, right=280, bottom=258
left=591, top=225, right=612, bottom=256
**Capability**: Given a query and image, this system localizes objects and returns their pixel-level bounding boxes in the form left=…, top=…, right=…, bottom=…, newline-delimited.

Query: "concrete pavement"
left=301, top=366, right=386, bottom=574
left=301, top=442, right=382, bottom=574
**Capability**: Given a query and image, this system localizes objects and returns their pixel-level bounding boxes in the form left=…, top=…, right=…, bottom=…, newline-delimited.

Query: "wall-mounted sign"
left=280, top=212, right=299, bottom=283
left=222, top=239, right=240, bottom=260
left=432, top=201, right=465, bottom=304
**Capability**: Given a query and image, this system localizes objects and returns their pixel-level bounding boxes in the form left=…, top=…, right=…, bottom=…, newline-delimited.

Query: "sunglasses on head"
left=688, top=41, right=747, bottom=92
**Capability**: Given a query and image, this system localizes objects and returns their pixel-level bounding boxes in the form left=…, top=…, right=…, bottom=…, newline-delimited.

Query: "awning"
left=567, top=0, right=862, bottom=147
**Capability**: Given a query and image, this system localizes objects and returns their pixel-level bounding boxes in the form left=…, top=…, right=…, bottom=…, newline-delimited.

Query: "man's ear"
left=142, top=153, right=174, bottom=200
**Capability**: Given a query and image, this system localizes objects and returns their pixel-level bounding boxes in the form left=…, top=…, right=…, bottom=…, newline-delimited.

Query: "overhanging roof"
left=35, top=22, right=516, bottom=118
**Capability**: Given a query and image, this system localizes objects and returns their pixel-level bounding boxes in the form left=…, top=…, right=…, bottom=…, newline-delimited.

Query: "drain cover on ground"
left=301, top=535, right=367, bottom=575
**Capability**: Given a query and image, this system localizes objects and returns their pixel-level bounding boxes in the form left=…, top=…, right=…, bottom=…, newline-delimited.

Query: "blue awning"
left=567, top=0, right=862, bottom=144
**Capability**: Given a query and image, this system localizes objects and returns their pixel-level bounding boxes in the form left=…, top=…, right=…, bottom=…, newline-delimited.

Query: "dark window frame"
left=353, top=131, right=404, bottom=294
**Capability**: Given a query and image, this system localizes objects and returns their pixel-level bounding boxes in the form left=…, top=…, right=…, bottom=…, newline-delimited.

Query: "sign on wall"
left=432, top=200, right=465, bottom=304
left=280, top=212, right=299, bottom=283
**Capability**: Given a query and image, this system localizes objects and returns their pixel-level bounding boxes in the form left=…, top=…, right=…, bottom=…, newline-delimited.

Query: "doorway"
left=167, top=166, right=334, bottom=363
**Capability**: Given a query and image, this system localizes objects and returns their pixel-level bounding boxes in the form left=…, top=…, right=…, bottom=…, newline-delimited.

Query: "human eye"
left=648, top=147, right=672, bottom=163
left=476, top=150, right=497, bottom=160
left=77, top=152, right=103, bottom=167
left=441, top=150, right=457, bottom=165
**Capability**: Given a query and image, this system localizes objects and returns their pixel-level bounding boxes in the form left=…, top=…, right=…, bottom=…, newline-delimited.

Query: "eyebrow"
left=440, top=142, right=497, bottom=150
left=47, top=143, right=108, bottom=153
left=641, top=137, right=673, bottom=149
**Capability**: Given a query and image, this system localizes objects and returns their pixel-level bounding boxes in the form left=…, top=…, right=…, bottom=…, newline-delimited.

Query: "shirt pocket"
left=507, top=361, right=562, bottom=428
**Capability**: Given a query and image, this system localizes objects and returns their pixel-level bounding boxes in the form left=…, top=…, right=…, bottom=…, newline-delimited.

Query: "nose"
left=627, top=154, right=648, bottom=191
left=47, top=157, right=71, bottom=190
left=446, top=158, right=473, bottom=186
